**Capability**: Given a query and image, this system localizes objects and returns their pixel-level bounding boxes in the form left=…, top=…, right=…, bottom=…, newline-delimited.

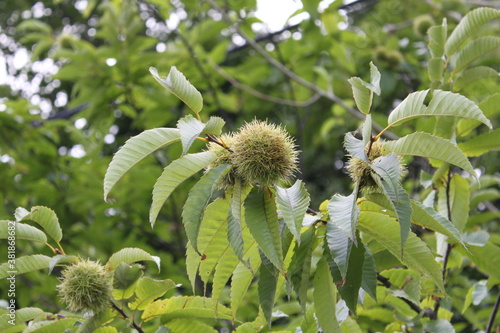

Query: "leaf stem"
left=110, top=301, right=145, bottom=333
left=374, top=125, right=392, bottom=142
left=56, top=241, right=66, bottom=255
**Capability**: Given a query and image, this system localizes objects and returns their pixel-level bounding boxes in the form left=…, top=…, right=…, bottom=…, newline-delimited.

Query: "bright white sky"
left=256, top=0, right=303, bottom=31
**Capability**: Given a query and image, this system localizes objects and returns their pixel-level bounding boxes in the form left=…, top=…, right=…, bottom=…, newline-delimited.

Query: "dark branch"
left=486, top=291, right=500, bottom=333
left=110, top=301, right=145, bottom=333
left=377, top=273, right=436, bottom=318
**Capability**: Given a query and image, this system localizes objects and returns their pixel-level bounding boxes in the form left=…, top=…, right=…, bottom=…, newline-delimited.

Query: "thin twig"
left=486, top=291, right=500, bottom=333
left=205, top=0, right=398, bottom=140
left=433, top=171, right=454, bottom=318
left=211, top=62, right=321, bottom=107
left=110, top=301, right=145, bottom=333
left=377, top=273, right=435, bottom=318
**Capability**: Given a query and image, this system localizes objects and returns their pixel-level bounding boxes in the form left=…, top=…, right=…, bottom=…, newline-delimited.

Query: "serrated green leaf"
left=150, top=66, right=203, bottom=114
left=211, top=247, right=239, bottom=307
left=383, top=269, right=421, bottom=305
left=411, top=201, right=462, bottom=243
left=0, top=221, right=47, bottom=244
left=428, top=20, right=447, bottom=58
left=358, top=211, right=445, bottom=291
left=104, top=128, right=180, bottom=200
left=438, top=174, right=470, bottom=232
left=0, top=308, right=44, bottom=330
left=313, top=258, right=342, bottom=333
left=142, top=296, right=232, bottom=323
left=348, top=77, right=373, bottom=114
left=383, top=132, right=476, bottom=178
left=78, top=308, right=117, bottom=333
left=328, top=236, right=365, bottom=315
left=177, top=115, right=205, bottom=155
left=327, top=185, right=359, bottom=243
left=341, top=317, right=363, bottom=333
left=198, top=205, right=230, bottom=288
left=150, top=151, right=217, bottom=226
left=202, top=116, right=225, bottom=136
left=371, top=154, right=401, bottom=198
left=452, top=36, right=500, bottom=73
left=21, top=206, right=62, bottom=244
left=463, top=230, right=490, bottom=246
left=0, top=255, right=51, bottom=279
left=458, top=128, right=500, bottom=157
left=275, top=180, right=310, bottom=244
left=362, top=246, right=377, bottom=301
left=457, top=93, right=500, bottom=136
left=48, top=255, right=79, bottom=274
left=17, top=19, right=52, bottom=33
left=445, top=7, right=500, bottom=56
left=194, top=197, right=230, bottom=286
left=94, top=327, right=118, bottom=333
left=29, top=318, right=79, bottom=332
left=454, top=66, right=499, bottom=91
left=423, top=319, right=455, bottom=333
left=106, top=247, right=160, bottom=271
left=14, top=207, right=29, bottom=221
left=177, top=115, right=226, bottom=155
left=326, top=223, right=352, bottom=280
left=362, top=114, right=372, bottom=146
left=344, top=132, right=369, bottom=162
left=289, top=227, right=315, bottom=312
left=245, top=188, right=284, bottom=271
left=462, top=280, right=488, bottom=314
left=258, top=254, right=278, bottom=328
left=112, top=263, right=143, bottom=300
left=387, top=90, right=492, bottom=129
left=370, top=156, right=412, bottom=251
left=428, top=58, right=444, bottom=82
left=165, top=319, right=218, bottom=333
left=471, top=188, right=500, bottom=210
left=231, top=242, right=261, bottom=318
left=228, top=179, right=252, bottom=267
left=369, top=62, right=381, bottom=95
left=227, top=209, right=244, bottom=263
left=182, top=164, right=231, bottom=253
left=234, top=322, right=259, bottom=333
left=129, top=277, right=177, bottom=310
left=186, top=242, right=199, bottom=293
left=458, top=242, right=500, bottom=281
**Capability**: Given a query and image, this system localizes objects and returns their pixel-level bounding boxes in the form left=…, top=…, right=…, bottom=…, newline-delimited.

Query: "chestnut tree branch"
left=211, top=61, right=321, bottom=107
left=206, top=0, right=398, bottom=140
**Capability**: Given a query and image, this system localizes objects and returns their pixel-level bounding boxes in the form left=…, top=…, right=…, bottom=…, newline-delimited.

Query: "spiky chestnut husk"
left=57, top=260, right=112, bottom=314
left=374, top=47, right=404, bottom=69
left=413, top=15, right=435, bottom=38
left=231, top=120, right=299, bottom=186
left=205, top=133, right=239, bottom=189
left=347, top=140, right=407, bottom=193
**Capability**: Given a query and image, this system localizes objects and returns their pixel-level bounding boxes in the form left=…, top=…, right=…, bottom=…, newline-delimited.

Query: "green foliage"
left=2, top=1, right=500, bottom=332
